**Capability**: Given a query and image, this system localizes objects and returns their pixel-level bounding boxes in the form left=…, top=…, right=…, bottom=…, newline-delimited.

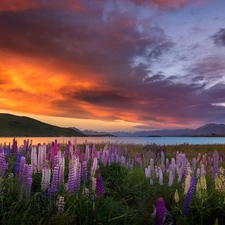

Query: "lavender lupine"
left=153, top=197, right=166, bottom=225
left=168, top=170, right=174, bottom=187
left=158, top=167, right=163, bottom=185
left=182, top=177, right=196, bottom=216
left=91, top=157, right=98, bottom=177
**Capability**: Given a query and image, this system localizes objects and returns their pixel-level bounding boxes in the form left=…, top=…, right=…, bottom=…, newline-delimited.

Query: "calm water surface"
left=1, top=136, right=225, bottom=146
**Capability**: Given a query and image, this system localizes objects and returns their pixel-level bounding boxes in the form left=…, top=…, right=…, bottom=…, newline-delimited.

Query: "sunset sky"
left=0, top=0, right=225, bottom=132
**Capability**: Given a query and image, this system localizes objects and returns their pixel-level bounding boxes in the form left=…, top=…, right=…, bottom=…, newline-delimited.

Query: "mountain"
left=191, top=123, right=225, bottom=136
left=0, top=113, right=85, bottom=137
left=82, top=124, right=225, bottom=137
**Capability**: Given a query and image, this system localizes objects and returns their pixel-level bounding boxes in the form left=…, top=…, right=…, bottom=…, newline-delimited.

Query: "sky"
left=0, top=0, right=225, bottom=132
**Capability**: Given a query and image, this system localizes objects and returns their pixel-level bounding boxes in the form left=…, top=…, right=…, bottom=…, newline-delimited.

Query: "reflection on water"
left=1, top=136, right=225, bottom=146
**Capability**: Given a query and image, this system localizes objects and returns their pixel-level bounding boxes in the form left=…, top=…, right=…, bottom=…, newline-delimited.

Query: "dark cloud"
left=211, top=28, right=225, bottom=47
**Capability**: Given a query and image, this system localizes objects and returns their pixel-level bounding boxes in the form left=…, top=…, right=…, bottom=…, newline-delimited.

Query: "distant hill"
left=80, top=129, right=116, bottom=137
left=82, top=124, right=225, bottom=137
left=0, top=113, right=85, bottom=137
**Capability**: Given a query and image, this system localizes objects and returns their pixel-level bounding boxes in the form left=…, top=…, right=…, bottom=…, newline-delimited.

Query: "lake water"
left=1, top=136, right=225, bottom=146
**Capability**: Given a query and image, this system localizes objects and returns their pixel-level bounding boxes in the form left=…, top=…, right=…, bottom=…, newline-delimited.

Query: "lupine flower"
left=92, top=177, right=96, bottom=192
left=200, top=174, right=207, bottom=190
left=184, top=173, right=191, bottom=195
left=152, top=197, right=166, bottom=225
left=182, top=177, right=196, bottom=216
left=67, top=161, right=75, bottom=194
left=31, top=146, right=37, bottom=173
left=58, top=196, right=65, bottom=215
left=212, top=150, right=219, bottom=181
left=96, top=174, right=104, bottom=198
left=41, top=165, right=51, bottom=191
left=196, top=179, right=202, bottom=199
left=15, top=151, right=23, bottom=174
left=168, top=170, right=174, bottom=187
left=174, top=189, right=179, bottom=203
left=81, top=161, right=88, bottom=183
left=75, top=162, right=81, bottom=193
left=158, top=167, right=163, bottom=185
left=48, top=163, right=60, bottom=196
left=0, top=153, right=7, bottom=177
left=82, top=187, right=89, bottom=198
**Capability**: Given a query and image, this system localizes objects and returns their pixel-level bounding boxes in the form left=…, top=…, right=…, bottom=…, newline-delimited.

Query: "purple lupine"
left=15, top=151, right=23, bottom=174
left=0, top=153, right=8, bottom=177
left=81, top=161, right=88, bottom=183
left=67, top=161, right=75, bottom=194
left=182, top=177, right=196, bottom=216
left=18, top=156, right=26, bottom=184
left=48, top=163, right=60, bottom=196
left=25, top=165, right=32, bottom=199
left=153, top=197, right=166, bottom=225
left=96, top=174, right=104, bottom=198
left=75, top=162, right=81, bottom=193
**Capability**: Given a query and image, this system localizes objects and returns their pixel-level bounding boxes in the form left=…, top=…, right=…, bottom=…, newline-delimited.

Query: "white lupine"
left=59, top=155, right=65, bottom=184
left=91, top=157, right=98, bottom=177
left=37, top=145, right=46, bottom=173
left=31, top=146, right=37, bottom=173
left=41, top=166, right=51, bottom=191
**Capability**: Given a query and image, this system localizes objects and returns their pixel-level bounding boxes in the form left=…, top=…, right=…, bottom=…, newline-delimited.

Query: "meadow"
left=0, top=138, right=225, bottom=225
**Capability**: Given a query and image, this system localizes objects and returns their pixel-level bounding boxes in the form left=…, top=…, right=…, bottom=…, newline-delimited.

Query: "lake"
left=1, top=136, right=225, bottom=146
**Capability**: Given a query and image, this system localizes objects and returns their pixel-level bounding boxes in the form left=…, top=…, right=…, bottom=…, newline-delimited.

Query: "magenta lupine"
left=153, top=197, right=166, bottom=225
left=96, top=174, right=104, bottom=198
left=182, top=177, right=196, bottom=216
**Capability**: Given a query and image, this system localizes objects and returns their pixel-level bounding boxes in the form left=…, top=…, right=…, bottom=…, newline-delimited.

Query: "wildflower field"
left=0, top=138, right=225, bottom=225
